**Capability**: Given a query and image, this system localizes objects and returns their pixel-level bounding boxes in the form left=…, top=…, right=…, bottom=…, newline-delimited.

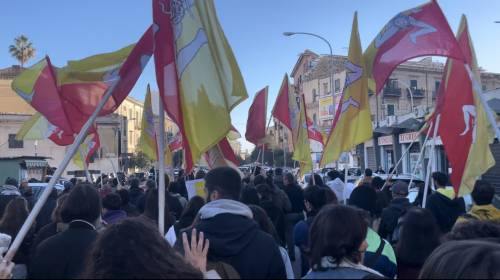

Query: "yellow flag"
left=293, top=97, right=313, bottom=177
left=321, top=12, right=373, bottom=166
left=72, top=132, right=99, bottom=170
left=174, top=0, right=248, bottom=168
left=16, top=113, right=51, bottom=141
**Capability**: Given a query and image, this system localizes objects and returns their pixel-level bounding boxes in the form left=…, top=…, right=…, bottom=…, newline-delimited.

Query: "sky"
left=1, top=0, right=499, bottom=152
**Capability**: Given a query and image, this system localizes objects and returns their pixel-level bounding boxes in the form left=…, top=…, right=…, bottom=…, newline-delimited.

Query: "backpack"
left=207, top=261, right=241, bottom=279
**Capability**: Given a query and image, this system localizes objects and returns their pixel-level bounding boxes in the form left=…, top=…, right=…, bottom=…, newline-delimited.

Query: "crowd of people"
left=0, top=166, right=497, bottom=279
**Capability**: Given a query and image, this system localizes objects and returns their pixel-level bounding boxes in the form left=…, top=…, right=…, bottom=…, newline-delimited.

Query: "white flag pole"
left=79, top=147, right=93, bottom=183
left=4, top=81, right=119, bottom=262
left=157, top=97, right=166, bottom=236
left=408, top=122, right=434, bottom=189
left=423, top=115, right=441, bottom=209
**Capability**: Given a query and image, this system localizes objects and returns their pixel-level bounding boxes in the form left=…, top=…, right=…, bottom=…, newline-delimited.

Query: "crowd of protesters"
left=0, top=166, right=497, bottom=279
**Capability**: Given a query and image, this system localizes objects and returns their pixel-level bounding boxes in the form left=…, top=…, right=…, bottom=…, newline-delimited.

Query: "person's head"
left=274, top=168, right=283, bottom=177
left=240, top=186, right=261, bottom=206
left=432, top=172, right=448, bottom=189
left=248, top=204, right=280, bottom=243
left=419, top=240, right=500, bottom=279
left=116, top=189, right=130, bottom=206
left=446, top=220, right=500, bottom=242
left=129, top=178, right=140, bottom=190
left=253, top=174, right=265, bottom=186
left=309, top=205, right=368, bottom=269
left=195, top=169, right=206, bottom=180
left=142, top=189, right=174, bottom=230
left=308, top=174, right=324, bottom=187
left=303, top=185, right=329, bottom=216
left=364, top=168, right=373, bottom=177
left=204, top=167, right=242, bottom=202
left=70, top=177, right=78, bottom=186
left=4, top=177, right=18, bottom=188
left=51, top=194, right=69, bottom=223
left=371, top=176, right=385, bottom=190
left=471, top=180, right=495, bottom=206
left=60, top=183, right=102, bottom=225
left=255, top=183, right=275, bottom=203
left=102, top=193, right=122, bottom=213
left=82, top=218, right=203, bottom=279
left=391, top=181, right=409, bottom=199
left=180, top=196, right=205, bottom=221
left=349, top=183, right=378, bottom=217
left=396, top=207, right=441, bottom=266
left=0, top=197, right=29, bottom=235
left=283, top=172, right=296, bottom=186
left=327, top=170, right=341, bottom=181
left=145, top=180, right=157, bottom=192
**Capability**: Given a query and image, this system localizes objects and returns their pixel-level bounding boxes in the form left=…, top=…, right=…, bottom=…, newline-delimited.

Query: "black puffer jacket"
left=427, top=191, right=465, bottom=233
left=378, top=197, right=411, bottom=241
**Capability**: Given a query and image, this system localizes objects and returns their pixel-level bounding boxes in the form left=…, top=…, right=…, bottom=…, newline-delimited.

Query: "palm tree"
left=9, top=35, right=36, bottom=68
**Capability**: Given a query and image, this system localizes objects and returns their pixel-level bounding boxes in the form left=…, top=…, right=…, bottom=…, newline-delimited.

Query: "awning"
left=24, top=160, right=48, bottom=168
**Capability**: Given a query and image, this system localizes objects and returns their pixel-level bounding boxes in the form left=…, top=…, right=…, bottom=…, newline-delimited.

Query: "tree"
left=248, top=147, right=294, bottom=167
left=129, top=152, right=153, bottom=171
left=9, top=35, right=36, bottom=68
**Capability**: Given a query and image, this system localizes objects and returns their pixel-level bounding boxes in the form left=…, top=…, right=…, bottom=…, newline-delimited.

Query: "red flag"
left=306, top=117, right=324, bottom=146
left=272, top=74, right=292, bottom=130
left=245, top=87, right=268, bottom=145
left=168, top=132, right=183, bottom=152
left=204, top=137, right=240, bottom=169
left=365, top=0, right=465, bottom=93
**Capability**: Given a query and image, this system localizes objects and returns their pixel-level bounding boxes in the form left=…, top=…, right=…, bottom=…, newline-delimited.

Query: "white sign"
left=378, top=135, right=393, bottom=146
left=399, top=132, right=419, bottom=144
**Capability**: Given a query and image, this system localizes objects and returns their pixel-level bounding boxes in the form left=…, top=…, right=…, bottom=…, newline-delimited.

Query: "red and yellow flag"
left=293, top=96, right=313, bottom=177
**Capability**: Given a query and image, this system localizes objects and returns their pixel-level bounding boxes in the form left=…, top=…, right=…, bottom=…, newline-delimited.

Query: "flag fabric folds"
left=72, top=132, right=101, bottom=169
left=138, top=85, right=160, bottom=163
left=431, top=16, right=495, bottom=197
left=153, top=0, right=248, bottom=172
left=204, top=137, right=240, bottom=170
left=293, top=96, right=313, bottom=177
left=321, top=12, right=373, bottom=166
left=306, top=116, right=324, bottom=147
left=272, top=74, right=299, bottom=133
left=364, top=0, right=465, bottom=93
left=16, top=113, right=74, bottom=145
left=245, top=87, right=268, bottom=145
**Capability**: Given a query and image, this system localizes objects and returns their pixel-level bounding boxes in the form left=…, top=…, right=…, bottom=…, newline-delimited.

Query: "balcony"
left=407, top=88, right=425, bottom=99
left=383, top=87, right=402, bottom=97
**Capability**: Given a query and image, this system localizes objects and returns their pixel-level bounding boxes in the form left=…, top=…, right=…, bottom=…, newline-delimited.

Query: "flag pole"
left=465, top=65, right=500, bottom=140
left=423, top=115, right=441, bottom=209
left=79, top=147, right=93, bottom=183
left=408, top=122, right=434, bottom=189
left=4, top=81, right=120, bottom=262
left=157, top=97, right=166, bottom=236
left=283, top=136, right=287, bottom=168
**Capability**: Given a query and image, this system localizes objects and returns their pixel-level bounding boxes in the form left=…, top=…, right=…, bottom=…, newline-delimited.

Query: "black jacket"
left=36, top=195, right=57, bottom=232
left=427, top=191, right=466, bottom=233
left=30, top=221, right=98, bottom=279
left=379, top=198, right=411, bottom=241
left=189, top=213, right=286, bottom=279
left=284, top=183, right=304, bottom=214
left=128, top=187, right=144, bottom=207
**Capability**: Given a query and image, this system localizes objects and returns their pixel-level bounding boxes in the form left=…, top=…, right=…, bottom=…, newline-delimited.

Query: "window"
left=8, top=134, right=23, bottom=149
left=135, top=112, right=139, bottom=127
left=313, top=114, right=317, bottom=125
left=388, top=79, right=398, bottom=88
left=410, top=79, right=418, bottom=90
left=312, top=89, right=317, bottom=103
left=129, top=131, right=133, bottom=146
left=387, top=104, right=395, bottom=116
left=435, top=81, right=441, bottom=92
left=482, top=85, right=487, bottom=91
left=129, top=109, right=133, bottom=120
left=323, top=83, right=329, bottom=95
left=335, top=79, right=341, bottom=93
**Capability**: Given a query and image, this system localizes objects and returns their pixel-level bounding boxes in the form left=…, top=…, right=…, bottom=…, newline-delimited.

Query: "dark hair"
left=70, top=177, right=78, bottom=186
left=4, top=177, right=18, bottom=188
left=195, top=170, right=206, bottom=180
left=129, top=178, right=140, bottom=189
left=142, top=189, right=175, bottom=230
left=0, top=197, right=29, bottom=238
left=205, top=167, right=242, bottom=200
left=60, top=183, right=101, bottom=224
left=274, top=168, right=283, bottom=176
left=240, top=186, right=260, bottom=206
left=432, top=172, right=448, bottom=188
left=248, top=204, right=280, bottom=243
left=396, top=207, right=441, bottom=267
left=419, top=240, right=500, bottom=279
left=253, top=174, right=266, bottom=186
left=102, top=193, right=122, bottom=211
left=371, top=176, right=385, bottom=190
left=303, top=185, right=329, bottom=216
left=446, top=220, right=500, bottom=241
left=309, top=205, right=367, bottom=268
left=471, top=180, right=495, bottom=206
left=51, top=194, right=69, bottom=223
left=364, top=168, right=373, bottom=177
left=327, top=170, right=341, bottom=181
left=116, top=189, right=130, bottom=206
left=256, top=184, right=275, bottom=203
left=179, top=196, right=205, bottom=223
left=146, top=180, right=157, bottom=191
left=348, top=183, right=378, bottom=216
left=283, top=173, right=296, bottom=186
left=82, top=218, right=203, bottom=279
left=308, top=174, right=325, bottom=187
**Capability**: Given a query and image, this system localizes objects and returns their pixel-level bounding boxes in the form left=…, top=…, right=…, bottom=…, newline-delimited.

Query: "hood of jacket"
left=0, top=185, right=20, bottom=196
left=437, top=187, right=455, bottom=200
left=196, top=200, right=259, bottom=258
left=470, top=204, right=500, bottom=221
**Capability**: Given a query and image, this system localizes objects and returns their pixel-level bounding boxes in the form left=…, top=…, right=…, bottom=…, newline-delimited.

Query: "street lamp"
left=398, top=80, right=415, bottom=114
left=283, top=31, right=335, bottom=102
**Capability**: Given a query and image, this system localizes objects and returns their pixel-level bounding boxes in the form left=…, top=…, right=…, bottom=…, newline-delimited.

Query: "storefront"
left=378, top=135, right=394, bottom=172
left=399, top=132, right=423, bottom=177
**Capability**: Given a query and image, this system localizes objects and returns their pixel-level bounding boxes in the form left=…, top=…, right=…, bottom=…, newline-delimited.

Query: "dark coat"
left=284, top=183, right=304, bottom=214
left=29, top=221, right=98, bottom=279
left=378, top=198, right=411, bottom=241
left=36, top=195, right=57, bottom=232
left=185, top=213, right=286, bottom=279
left=121, top=203, right=139, bottom=217
left=128, top=187, right=144, bottom=207
left=427, top=192, right=466, bottom=233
